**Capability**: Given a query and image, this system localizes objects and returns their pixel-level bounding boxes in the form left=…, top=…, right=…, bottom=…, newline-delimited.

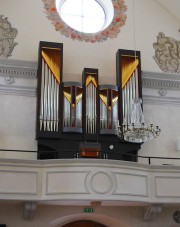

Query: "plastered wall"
left=1, top=0, right=180, bottom=81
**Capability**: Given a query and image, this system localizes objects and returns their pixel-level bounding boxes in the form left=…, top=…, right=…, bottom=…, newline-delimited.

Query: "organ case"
left=116, top=49, right=142, bottom=128
left=36, top=41, right=63, bottom=138
left=36, top=41, right=142, bottom=160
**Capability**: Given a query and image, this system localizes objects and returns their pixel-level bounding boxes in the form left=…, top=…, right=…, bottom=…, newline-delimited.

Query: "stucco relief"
left=0, top=15, right=18, bottom=58
left=153, top=32, right=180, bottom=73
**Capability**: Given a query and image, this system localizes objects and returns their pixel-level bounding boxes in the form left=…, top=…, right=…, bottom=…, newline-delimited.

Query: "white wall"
left=1, top=0, right=180, bottom=82
left=0, top=0, right=180, bottom=163
left=0, top=202, right=179, bottom=227
left=0, top=94, right=36, bottom=150
left=139, top=104, right=180, bottom=165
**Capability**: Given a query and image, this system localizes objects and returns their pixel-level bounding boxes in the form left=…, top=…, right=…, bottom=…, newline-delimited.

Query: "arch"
left=50, top=213, right=129, bottom=227
left=62, top=220, right=108, bottom=227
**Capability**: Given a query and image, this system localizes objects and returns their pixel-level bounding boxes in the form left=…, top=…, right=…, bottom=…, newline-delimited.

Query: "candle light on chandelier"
left=116, top=99, right=161, bottom=143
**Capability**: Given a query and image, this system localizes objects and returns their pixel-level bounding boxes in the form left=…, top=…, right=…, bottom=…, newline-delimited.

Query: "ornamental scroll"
left=153, top=32, right=180, bottom=73
left=0, top=15, right=18, bottom=58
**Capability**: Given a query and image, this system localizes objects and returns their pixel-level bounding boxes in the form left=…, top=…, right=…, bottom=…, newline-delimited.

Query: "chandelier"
left=116, top=99, right=161, bottom=143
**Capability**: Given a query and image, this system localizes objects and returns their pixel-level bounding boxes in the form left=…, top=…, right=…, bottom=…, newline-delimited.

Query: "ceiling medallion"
left=42, top=0, right=127, bottom=43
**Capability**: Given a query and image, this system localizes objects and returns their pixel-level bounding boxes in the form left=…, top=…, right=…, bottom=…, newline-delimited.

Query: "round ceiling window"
left=59, top=0, right=106, bottom=33
left=43, top=0, right=127, bottom=42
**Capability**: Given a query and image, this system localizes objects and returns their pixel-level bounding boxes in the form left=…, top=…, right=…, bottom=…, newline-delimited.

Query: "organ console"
left=36, top=41, right=142, bottom=161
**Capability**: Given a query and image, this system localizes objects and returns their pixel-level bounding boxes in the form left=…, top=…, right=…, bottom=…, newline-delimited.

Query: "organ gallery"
left=36, top=41, right=142, bottom=161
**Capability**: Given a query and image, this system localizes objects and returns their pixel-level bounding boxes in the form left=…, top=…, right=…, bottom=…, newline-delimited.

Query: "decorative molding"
left=85, top=170, right=116, bottom=195
left=155, top=176, right=180, bottom=198
left=153, top=32, right=180, bottom=73
left=0, top=84, right=36, bottom=97
left=0, top=59, right=179, bottom=104
left=46, top=171, right=89, bottom=195
left=142, top=95, right=180, bottom=106
left=0, top=170, right=38, bottom=195
left=23, top=201, right=37, bottom=220
left=0, top=15, right=18, bottom=58
left=0, top=59, right=37, bottom=96
left=159, top=89, right=167, bottom=96
left=142, top=71, right=180, bottom=90
left=0, top=59, right=37, bottom=79
left=4, top=76, right=14, bottom=84
left=113, top=172, right=148, bottom=197
left=142, top=71, right=180, bottom=105
left=42, top=0, right=127, bottom=43
left=142, top=204, right=162, bottom=221
left=1, top=159, right=180, bottom=204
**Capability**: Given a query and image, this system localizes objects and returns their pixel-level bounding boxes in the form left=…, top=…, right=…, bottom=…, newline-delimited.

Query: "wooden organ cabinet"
left=36, top=41, right=142, bottom=161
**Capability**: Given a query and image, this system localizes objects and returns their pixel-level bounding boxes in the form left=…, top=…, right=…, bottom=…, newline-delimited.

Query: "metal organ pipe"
left=122, top=68, right=139, bottom=126
left=63, top=83, right=82, bottom=132
left=86, top=80, right=97, bottom=134
left=99, top=85, right=118, bottom=134
left=39, top=58, right=59, bottom=132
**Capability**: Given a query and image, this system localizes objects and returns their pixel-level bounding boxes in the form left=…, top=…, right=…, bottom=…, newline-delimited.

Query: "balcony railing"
left=0, top=148, right=180, bottom=166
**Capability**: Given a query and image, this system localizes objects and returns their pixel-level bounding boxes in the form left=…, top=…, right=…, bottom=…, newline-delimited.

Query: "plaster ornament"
left=42, top=0, right=127, bottom=43
left=4, top=76, right=14, bottom=85
left=0, top=15, right=18, bottom=58
left=153, top=32, right=180, bottom=73
left=159, top=88, right=167, bottom=96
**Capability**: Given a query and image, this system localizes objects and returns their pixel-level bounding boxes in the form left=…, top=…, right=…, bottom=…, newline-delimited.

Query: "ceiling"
left=155, top=0, right=180, bottom=24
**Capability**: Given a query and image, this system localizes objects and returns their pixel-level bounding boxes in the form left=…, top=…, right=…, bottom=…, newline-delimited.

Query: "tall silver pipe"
left=122, top=88, right=125, bottom=123
left=90, top=82, right=93, bottom=134
left=93, top=83, right=95, bottom=133
left=50, top=74, right=54, bottom=131
left=132, top=72, right=136, bottom=101
left=92, top=82, right=94, bottom=133
left=56, top=81, right=59, bottom=131
left=53, top=78, right=56, bottom=131
left=86, top=83, right=89, bottom=133
left=40, top=59, right=45, bottom=131
left=43, top=62, right=48, bottom=131
left=113, top=101, right=118, bottom=129
left=125, top=85, right=128, bottom=125
left=46, top=68, right=51, bottom=131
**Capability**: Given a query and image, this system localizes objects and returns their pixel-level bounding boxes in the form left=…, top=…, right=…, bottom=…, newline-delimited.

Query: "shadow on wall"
left=50, top=213, right=129, bottom=227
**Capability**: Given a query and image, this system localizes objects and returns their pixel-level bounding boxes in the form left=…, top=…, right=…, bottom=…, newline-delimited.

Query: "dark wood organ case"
left=36, top=41, right=142, bottom=161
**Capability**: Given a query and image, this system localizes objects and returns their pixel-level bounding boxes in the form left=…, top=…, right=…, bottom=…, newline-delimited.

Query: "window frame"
left=43, top=0, right=127, bottom=42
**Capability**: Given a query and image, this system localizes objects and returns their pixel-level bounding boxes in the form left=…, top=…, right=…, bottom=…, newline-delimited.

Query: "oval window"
left=60, top=0, right=105, bottom=33
left=56, top=0, right=114, bottom=34
left=44, top=0, right=127, bottom=42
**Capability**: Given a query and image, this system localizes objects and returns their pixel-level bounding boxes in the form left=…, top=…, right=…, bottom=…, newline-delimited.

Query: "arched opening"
left=50, top=213, right=129, bottom=227
left=62, top=220, right=108, bottom=227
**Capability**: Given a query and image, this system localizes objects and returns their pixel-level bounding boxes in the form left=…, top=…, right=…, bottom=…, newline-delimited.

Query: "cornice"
left=142, top=71, right=180, bottom=106
left=0, top=60, right=180, bottom=102
left=142, top=71, right=180, bottom=90
left=0, top=59, right=37, bottom=96
left=0, top=59, right=37, bottom=79
left=0, top=84, right=36, bottom=97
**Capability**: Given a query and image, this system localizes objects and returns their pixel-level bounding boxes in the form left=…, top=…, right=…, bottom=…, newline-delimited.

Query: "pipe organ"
left=82, top=68, right=99, bottom=139
left=116, top=49, right=142, bottom=127
left=99, top=85, right=118, bottom=134
left=37, top=41, right=63, bottom=137
left=63, top=82, right=83, bottom=133
left=37, top=41, right=142, bottom=161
